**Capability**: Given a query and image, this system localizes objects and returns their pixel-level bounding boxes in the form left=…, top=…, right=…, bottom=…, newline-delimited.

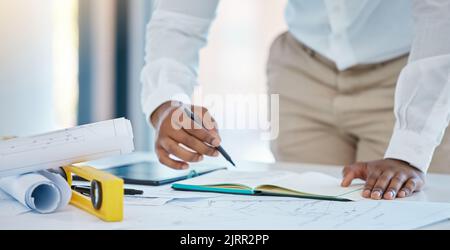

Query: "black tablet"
left=101, top=161, right=227, bottom=186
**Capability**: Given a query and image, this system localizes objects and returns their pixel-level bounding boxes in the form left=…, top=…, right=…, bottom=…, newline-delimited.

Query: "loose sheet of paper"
left=0, top=118, right=134, bottom=177
left=1, top=182, right=449, bottom=229
left=124, top=198, right=450, bottom=230
left=125, top=197, right=173, bottom=206
left=122, top=184, right=224, bottom=207
left=130, top=185, right=224, bottom=199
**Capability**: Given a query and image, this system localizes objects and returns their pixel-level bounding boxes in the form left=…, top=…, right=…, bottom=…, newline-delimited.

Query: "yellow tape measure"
left=63, top=165, right=124, bottom=222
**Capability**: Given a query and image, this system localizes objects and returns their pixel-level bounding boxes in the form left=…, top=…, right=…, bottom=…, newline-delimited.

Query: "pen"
left=72, top=185, right=144, bottom=196
left=183, top=107, right=236, bottom=167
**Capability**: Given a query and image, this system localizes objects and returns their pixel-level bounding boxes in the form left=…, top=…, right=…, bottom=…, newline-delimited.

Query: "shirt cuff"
left=384, top=129, right=438, bottom=173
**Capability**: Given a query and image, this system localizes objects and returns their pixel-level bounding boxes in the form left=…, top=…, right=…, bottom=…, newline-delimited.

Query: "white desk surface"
left=1, top=152, right=449, bottom=230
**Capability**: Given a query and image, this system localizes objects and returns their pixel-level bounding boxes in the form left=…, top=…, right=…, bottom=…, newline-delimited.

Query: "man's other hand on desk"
left=150, top=101, right=221, bottom=170
left=341, top=159, right=425, bottom=200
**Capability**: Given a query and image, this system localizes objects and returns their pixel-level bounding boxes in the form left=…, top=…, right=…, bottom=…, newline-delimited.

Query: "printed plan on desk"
left=115, top=171, right=450, bottom=230
left=2, top=182, right=450, bottom=229
left=131, top=196, right=450, bottom=230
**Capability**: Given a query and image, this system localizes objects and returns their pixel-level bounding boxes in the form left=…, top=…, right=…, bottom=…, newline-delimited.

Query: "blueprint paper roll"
left=0, top=118, right=135, bottom=177
left=0, top=170, right=71, bottom=213
left=38, top=170, right=72, bottom=211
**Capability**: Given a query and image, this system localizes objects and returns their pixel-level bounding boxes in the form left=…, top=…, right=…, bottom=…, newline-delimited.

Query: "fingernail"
left=363, top=190, right=371, bottom=197
left=213, top=150, right=219, bottom=157
left=181, top=164, right=189, bottom=169
left=212, top=138, right=221, bottom=147
left=398, top=191, right=406, bottom=198
left=385, top=191, right=394, bottom=200
left=198, top=155, right=204, bottom=161
left=372, top=191, right=381, bottom=200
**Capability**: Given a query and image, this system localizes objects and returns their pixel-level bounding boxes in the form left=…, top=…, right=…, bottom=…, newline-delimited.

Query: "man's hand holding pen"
left=150, top=101, right=223, bottom=170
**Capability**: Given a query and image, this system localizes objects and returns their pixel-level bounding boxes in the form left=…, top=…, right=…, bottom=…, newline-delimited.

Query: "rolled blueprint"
left=0, top=118, right=134, bottom=177
left=0, top=170, right=71, bottom=213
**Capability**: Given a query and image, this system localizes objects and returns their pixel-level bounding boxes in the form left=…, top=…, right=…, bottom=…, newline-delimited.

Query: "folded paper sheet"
left=0, top=170, right=71, bottom=213
left=0, top=118, right=134, bottom=177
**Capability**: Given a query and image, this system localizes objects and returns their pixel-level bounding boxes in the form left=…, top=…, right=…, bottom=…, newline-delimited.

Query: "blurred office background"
left=0, top=0, right=287, bottom=163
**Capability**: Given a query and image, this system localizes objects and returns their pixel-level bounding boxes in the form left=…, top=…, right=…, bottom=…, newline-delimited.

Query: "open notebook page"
left=262, top=172, right=362, bottom=197
left=176, top=170, right=363, bottom=197
left=176, top=170, right=288, bottom=189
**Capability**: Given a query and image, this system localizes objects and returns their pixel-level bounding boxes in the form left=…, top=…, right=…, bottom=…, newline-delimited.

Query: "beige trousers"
left=267, top=32, right=450, bottom=174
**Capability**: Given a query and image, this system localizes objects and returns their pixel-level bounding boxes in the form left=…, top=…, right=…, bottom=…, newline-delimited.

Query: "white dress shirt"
left=141, top=0, right=450, bottom=172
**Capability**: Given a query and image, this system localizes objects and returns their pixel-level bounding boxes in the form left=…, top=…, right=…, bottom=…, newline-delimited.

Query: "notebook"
left=172, top=170, right=364, bottom=201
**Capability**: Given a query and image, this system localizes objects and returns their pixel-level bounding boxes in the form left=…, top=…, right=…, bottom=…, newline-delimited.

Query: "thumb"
left=341, top=163, right=367, bottom=187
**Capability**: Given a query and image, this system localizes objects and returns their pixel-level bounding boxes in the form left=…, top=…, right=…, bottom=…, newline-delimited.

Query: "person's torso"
left=285, top=0, right=414, bottom=70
